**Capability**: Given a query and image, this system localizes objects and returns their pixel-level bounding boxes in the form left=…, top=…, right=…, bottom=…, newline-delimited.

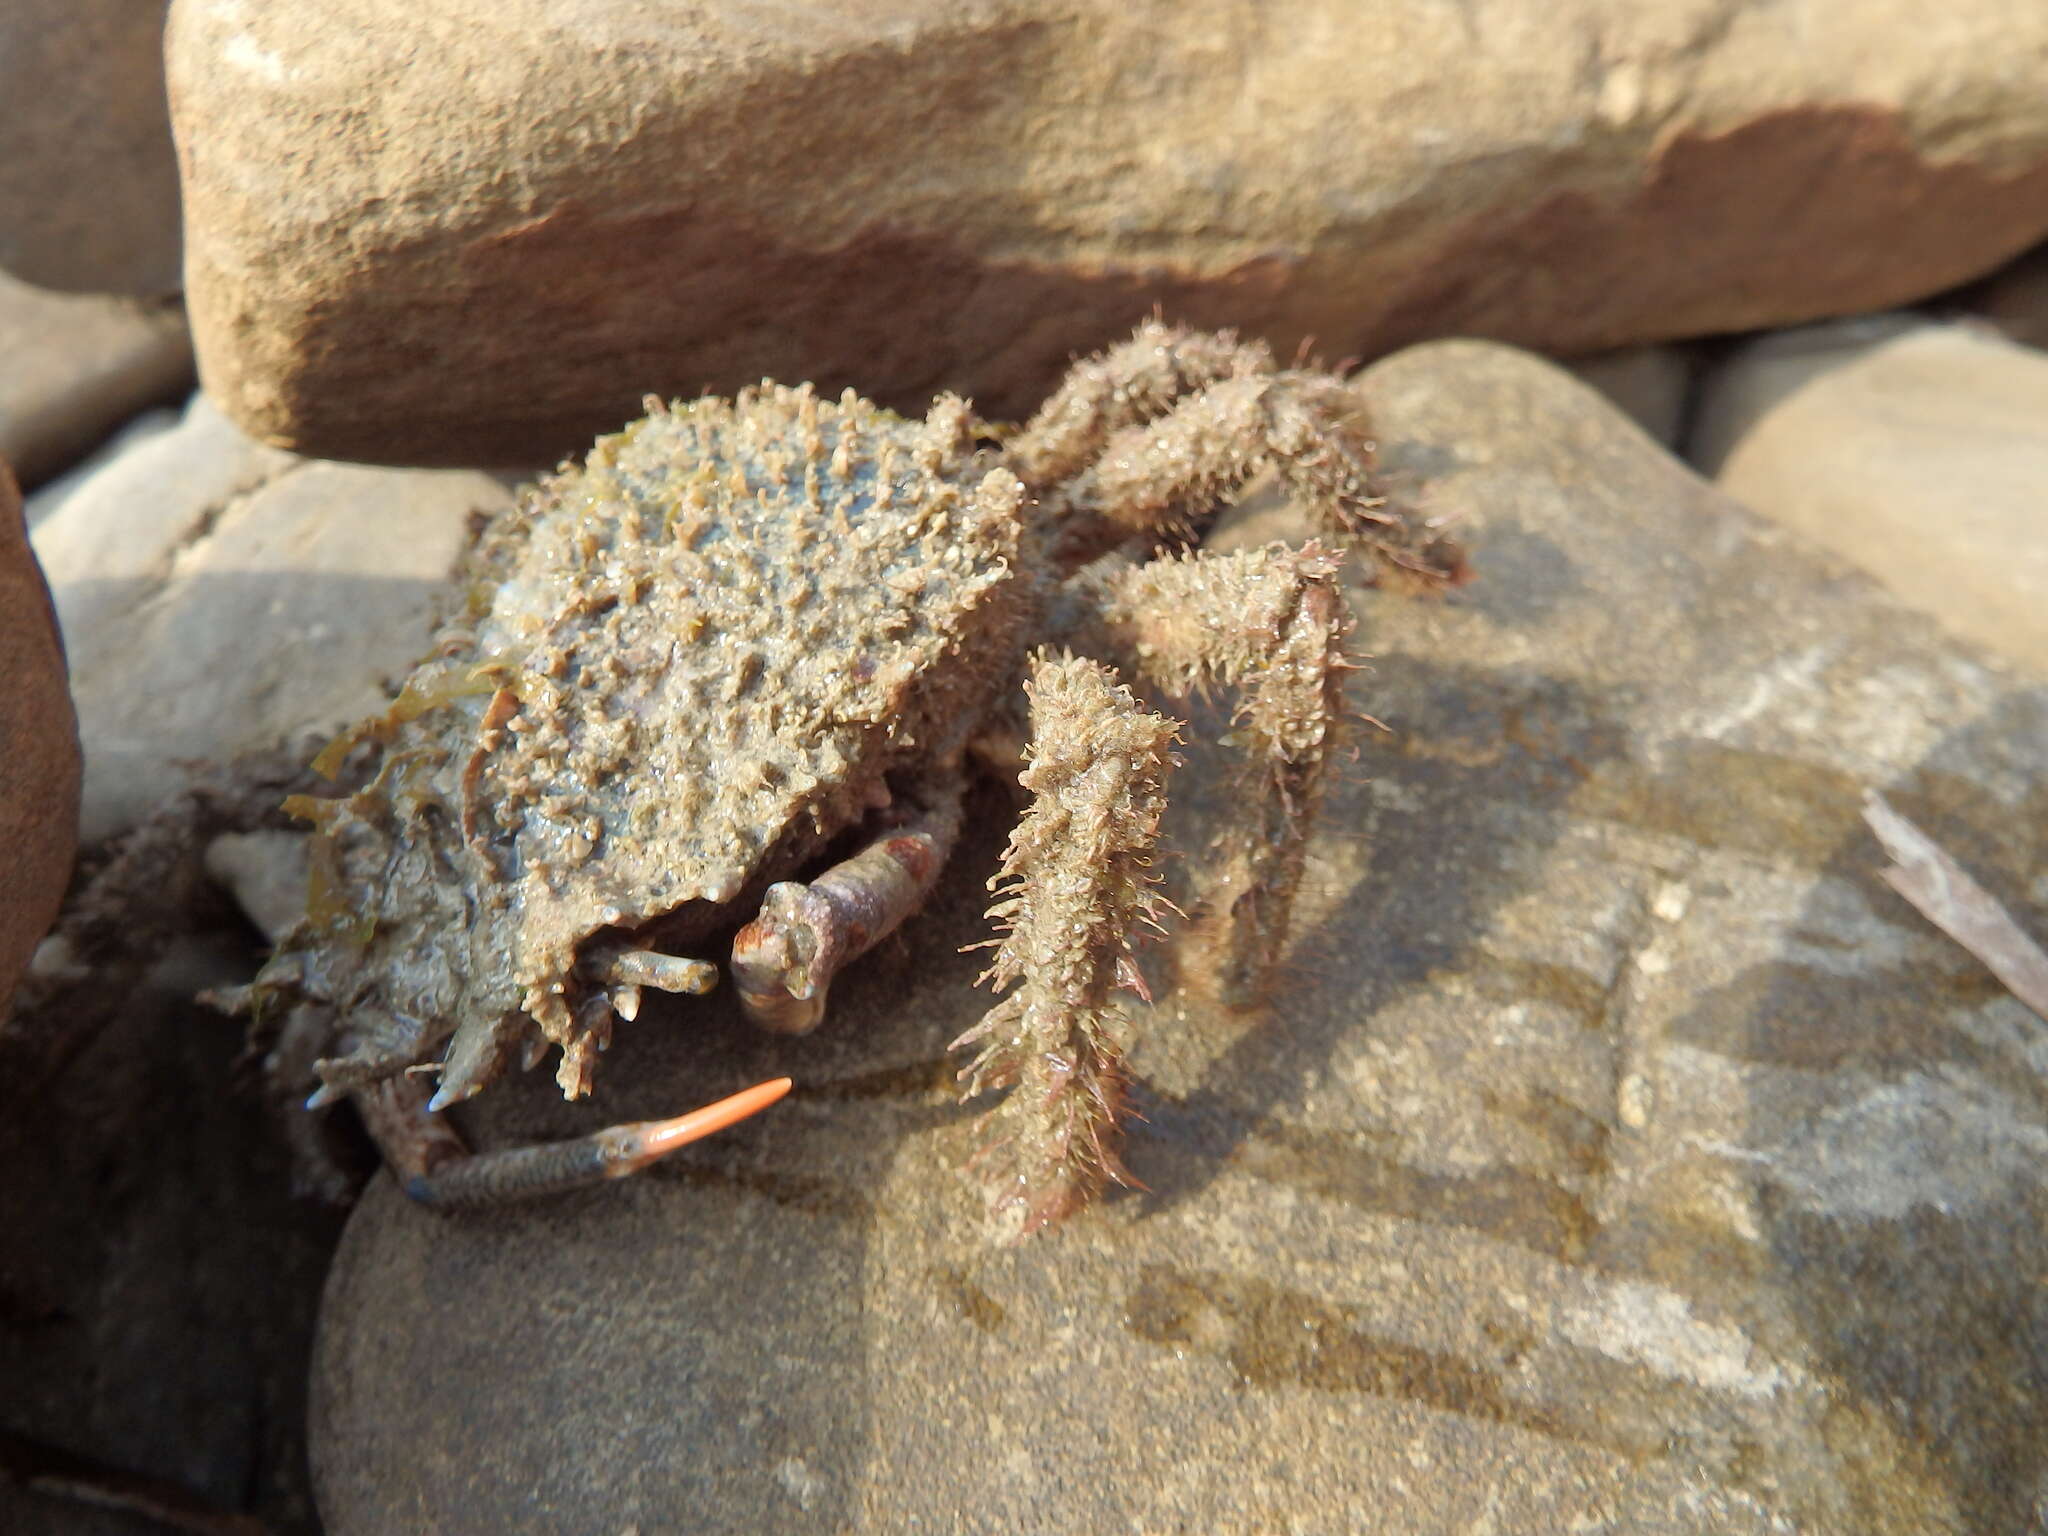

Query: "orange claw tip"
left=605, top=1076, right=796, bottom=1178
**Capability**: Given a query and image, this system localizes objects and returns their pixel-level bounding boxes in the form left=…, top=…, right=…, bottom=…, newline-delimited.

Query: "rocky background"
left=4, top=2, right=2047, bottom=1533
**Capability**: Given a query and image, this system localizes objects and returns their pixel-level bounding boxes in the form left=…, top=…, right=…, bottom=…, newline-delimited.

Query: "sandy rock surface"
left=0, top=270, right=192, bottom=488
left=0, top=0, right=182, bottom=296
left=1690, top=316, right=2048, bottom=674
left=0, top=461, right=79, bottom=1017
left=168, top=0, right=2048, bottom=466
left=31, top=393, right=511, bottom=841
left=310, top=342, right=2048, bottom=1535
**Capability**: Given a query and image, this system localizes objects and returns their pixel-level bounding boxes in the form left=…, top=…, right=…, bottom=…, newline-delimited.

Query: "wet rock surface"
left=31, top=392, right=510, bottom=841
left=168, top=0, right=2048, bottom=465
left=312, top=342, right=2048, bottom=1534
left=1690, top=316, right=2048, bottom=674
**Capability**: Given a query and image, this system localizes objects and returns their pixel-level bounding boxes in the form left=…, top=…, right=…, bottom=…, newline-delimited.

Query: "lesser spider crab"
left=210, top=321, right=1466, bottom=1229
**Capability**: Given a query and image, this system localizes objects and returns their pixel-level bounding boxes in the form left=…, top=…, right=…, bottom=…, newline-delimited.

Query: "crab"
left=213, top=321, right=1466, bottom=1227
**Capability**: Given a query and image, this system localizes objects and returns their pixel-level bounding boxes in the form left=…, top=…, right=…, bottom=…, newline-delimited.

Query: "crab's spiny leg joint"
left=1022, top=327, right=1466, bottom=587
left=730, top=783, right=964, bottom=1034
left=400, top=1078, right=793, bottom=1210
left=1260, top=371, right=1470, bottom=589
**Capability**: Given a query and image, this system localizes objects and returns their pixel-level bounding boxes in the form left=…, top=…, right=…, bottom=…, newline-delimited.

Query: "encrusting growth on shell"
left=953, top=655, right=1177, bottom=1233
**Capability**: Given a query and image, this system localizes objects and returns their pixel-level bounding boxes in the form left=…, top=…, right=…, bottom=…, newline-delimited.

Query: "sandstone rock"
left=168, top=0, right=2048, bottom=467
left=0, top=460, right=79, bottom=1018
left=1689, top=317, right=2048, bottom=673
left=0, top=270, right=193, bottom=488
left=0, top=1, right=181, bottom=296
left=311, top=344, right=2048, bottom=1534
left=31, top=392, right=510, bottom=841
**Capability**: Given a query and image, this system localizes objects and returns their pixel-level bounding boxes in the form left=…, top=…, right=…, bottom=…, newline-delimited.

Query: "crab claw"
left=731, top=882, right=838, bottom=1034
left=401, top=1077, right=795, bottom=1209
left=730, top=797, right=962, bottom=1035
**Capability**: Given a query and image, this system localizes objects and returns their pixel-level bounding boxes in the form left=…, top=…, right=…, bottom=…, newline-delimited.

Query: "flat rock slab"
left=168, top=0, right=2048, bottom=465
left=313, top=342, right=2048, bottom=1534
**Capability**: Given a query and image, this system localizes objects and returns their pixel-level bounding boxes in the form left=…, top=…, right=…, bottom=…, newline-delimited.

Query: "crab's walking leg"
left=730, top=777, right=966, bottom=1034
left=358, top=1072, right=794, bottom=1210
left=1007, top=319, right=1275, bottom=489
left=1089, top=542, right=1353, bottom=1005
left=1025, top=325, right=1467, bottom=587
left=953, top=655, right=1177, bottom=1232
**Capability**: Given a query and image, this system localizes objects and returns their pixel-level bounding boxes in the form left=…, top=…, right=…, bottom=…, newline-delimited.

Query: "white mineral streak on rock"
left=1562, top=1279, right=1792, bottom=1401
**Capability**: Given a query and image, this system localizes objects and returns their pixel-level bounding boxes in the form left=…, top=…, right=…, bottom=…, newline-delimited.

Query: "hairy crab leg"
left=953, top=654, right=1177, bottom=1233
left=730, top=781, right=965, bottom=1033
left=362, top=1075, right=794, bottom=1210
left=1078, top=542, right=1354, bottom=1005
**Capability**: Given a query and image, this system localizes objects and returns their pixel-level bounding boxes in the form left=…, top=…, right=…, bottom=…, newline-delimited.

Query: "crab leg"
left=730, top=778, right=966, bottom=1033
left=953, top=654, right=1177, bottom=1232
left=588, top=947, right=719, bottom=1023
left=359, top=1073, right=793, bottom=1210
left=1006, top=318, right=1274, bottom=490
left=1017, top=321, right=1467, bottom=588
left=1090, top=541, right=1354, bottom=1005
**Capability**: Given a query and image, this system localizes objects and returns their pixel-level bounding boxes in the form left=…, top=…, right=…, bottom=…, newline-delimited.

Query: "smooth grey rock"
left=311, top=343, right=2048, bottom=1534
left=0, top=0, right=181, bottom=295
left=31, top=392, right=509, bottom=841
left=1689, top=317, right=2048, bottom=673
left=0, top=271, right=192, bottom=488
left=23, top=407, right=181, bottom=531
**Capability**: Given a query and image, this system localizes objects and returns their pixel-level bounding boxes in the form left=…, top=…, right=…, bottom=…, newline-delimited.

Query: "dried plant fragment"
left=1863, top=790, right=2048, bottom=1023
left=954, top=654, right=1177, bottom=1233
